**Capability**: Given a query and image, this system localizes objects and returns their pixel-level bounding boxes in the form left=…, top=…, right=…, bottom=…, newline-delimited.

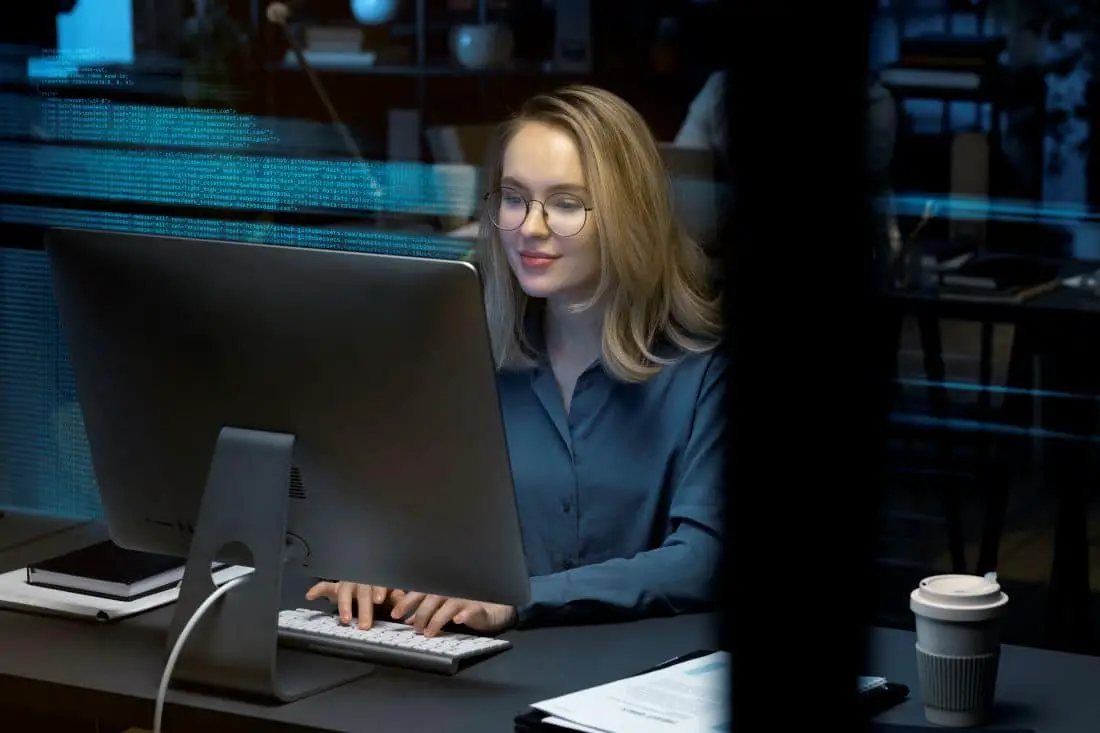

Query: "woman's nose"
left=519, top=201, right=550, bottom=238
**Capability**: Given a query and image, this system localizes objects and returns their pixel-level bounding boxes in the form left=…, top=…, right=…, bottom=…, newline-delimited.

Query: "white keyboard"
left=277, top=608, right=512, bottom=675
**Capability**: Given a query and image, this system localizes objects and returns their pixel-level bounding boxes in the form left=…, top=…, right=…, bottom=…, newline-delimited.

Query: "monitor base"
left=166, top=426, right=371, bottom=703
left=262, top=648, right=375, bottom=702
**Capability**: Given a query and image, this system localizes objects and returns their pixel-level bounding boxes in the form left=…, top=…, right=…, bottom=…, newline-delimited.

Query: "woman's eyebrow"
left=545, top=183, right=588, bottom=195
left=501, top=176, right=587, bottom=196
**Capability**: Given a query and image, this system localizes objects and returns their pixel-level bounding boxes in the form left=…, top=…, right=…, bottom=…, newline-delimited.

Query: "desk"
left=883, top=274, right=1100, bottom=328
left=4, top=521, right=1097, bottom=732
left=0, top=521, right=719, bottom=732
left=4, top=611, right=1099, bottom=733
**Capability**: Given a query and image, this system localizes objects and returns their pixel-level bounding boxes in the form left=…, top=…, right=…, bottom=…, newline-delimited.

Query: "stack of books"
left=0, top=541, right=250, bottom=622
left=25, top=541, right=210, bottom=601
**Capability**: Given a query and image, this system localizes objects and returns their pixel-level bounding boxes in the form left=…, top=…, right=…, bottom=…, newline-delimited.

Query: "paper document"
left=533, top=650, right=729, bottom=733
left=858, top=676, right=888, bottom=693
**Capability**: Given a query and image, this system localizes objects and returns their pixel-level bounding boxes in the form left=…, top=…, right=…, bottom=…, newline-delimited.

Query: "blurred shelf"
left=277, top=51, right=570, bottom=77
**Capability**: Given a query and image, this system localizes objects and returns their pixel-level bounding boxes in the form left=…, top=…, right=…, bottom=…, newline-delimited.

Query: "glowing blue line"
left=896, top=377, right=1097, bottom=401
left=888, top=192, right=1100, bottom=224
left=890, top=411, right=1096, bottom=442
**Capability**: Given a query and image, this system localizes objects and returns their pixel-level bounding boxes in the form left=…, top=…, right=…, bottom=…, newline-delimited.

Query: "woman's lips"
left=519, top=253, right=559, bottom=268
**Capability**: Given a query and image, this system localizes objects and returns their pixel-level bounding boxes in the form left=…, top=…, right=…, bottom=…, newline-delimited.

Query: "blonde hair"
left=478, top=84, right=723, bottom=383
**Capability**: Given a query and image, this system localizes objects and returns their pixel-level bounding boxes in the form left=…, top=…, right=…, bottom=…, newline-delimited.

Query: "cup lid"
left=913, top=574, right=1008, bottom=613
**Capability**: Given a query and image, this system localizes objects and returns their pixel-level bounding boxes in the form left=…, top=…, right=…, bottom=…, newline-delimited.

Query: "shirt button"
left=562, top=500, right=572, bottom=514
left=563, top=558, right=576, bottom=570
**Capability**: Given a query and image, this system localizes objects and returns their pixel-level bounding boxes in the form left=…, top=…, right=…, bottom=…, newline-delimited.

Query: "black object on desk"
left=26, top=541, right=192, bottom=601
left=871, top=727, right=1033, bottom=733
left=513, top=709, right=570, bottom=732
left=860, top=679, right=910, bottom=718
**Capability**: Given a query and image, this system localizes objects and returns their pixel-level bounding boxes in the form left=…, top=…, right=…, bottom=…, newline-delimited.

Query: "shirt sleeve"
left=674, top=71, right=726, bottom=153
left=516, top=352, right=727, bottom=628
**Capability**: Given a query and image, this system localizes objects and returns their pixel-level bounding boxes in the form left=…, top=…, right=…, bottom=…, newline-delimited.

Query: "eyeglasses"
left=484, top=187, right=592, bottom=238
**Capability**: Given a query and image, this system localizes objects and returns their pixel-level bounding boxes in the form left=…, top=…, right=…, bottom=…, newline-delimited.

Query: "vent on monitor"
left=289, top=465, right=306, bottom=500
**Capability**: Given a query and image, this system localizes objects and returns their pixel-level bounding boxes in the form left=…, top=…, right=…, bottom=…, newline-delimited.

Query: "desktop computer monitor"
left=44, top=228, right=530, bottom=703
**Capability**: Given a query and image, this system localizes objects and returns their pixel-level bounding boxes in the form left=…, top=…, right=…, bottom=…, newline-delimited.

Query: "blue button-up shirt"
left=497, top=338, right=727, bottom=627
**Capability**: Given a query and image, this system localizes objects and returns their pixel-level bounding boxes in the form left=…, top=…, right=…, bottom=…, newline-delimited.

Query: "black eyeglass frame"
left=481, top=188, right=594, bottom=238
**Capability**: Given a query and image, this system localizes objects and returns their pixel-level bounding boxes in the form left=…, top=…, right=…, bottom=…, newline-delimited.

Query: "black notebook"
left=26, top=541, right=205, bottom=602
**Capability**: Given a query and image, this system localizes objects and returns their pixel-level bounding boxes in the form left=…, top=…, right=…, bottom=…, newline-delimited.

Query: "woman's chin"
left=515, top=274, right=560, bottom=299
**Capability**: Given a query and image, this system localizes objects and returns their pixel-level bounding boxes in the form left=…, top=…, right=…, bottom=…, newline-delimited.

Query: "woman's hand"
left=305, top=581, right=392, bottom=629
left=389, top=590, right=517, bottom=637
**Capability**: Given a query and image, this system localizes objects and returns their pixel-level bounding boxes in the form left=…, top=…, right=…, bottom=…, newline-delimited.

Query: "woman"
left=308, top=85, right=727, bottom=637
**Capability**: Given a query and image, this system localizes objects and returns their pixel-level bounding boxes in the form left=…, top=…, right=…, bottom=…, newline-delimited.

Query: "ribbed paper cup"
left=910, top=574, right=1009, bottom=727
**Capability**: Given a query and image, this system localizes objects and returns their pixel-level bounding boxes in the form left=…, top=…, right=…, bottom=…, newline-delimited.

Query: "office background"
left=5, top=0, right=1100, bottom=657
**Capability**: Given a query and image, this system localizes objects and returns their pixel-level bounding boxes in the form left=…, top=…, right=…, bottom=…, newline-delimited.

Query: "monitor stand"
left=166, top=426, right=373, bottom=703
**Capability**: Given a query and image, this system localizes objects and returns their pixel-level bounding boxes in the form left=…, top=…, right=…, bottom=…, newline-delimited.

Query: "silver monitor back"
left=44, top=228, right=530, bottom=609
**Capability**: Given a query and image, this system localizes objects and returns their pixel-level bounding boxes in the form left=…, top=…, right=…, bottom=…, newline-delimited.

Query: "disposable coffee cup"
left=910, top=574, right=1009, bottom=727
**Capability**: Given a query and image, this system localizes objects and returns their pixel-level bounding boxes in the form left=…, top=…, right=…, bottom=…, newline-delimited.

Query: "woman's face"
left=496, top=122, right=600, bottom=305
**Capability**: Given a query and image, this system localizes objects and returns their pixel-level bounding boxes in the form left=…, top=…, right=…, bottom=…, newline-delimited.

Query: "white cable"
left=153, top=575, right=250, bottom=733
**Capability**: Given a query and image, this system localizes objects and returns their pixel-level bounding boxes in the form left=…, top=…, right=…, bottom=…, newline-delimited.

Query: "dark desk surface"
left=868, top=627, right=1100, bottom=732
left=0, top=602, right=719, bottom=733
left=4, top=517, right=1100, bottom=732
left=0, top=519, right=719, bottom=733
